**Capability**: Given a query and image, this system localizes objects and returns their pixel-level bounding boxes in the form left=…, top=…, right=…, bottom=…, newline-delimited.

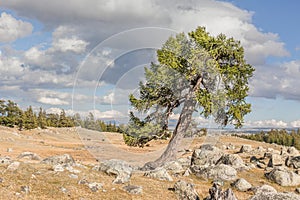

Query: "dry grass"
left=0, top=126, right=297, bottom=199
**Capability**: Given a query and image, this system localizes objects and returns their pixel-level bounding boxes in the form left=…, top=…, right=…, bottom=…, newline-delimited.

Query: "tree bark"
left=142, top=89, right=197, bottom=170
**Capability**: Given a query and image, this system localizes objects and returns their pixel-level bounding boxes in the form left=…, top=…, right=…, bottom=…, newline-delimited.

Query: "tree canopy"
left=127, top=26, right=255, bottom=168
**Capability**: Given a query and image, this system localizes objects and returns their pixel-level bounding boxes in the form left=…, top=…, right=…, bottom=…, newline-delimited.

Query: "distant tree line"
left=0, top=99, right=120, bottom=132
left=0, top=99, right=75, bottom=130
left=74, top=112, right=120, bottom=133
left=233, top=129, right=300, bottom=150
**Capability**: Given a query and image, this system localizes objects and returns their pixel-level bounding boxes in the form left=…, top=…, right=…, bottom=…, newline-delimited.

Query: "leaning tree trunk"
left=142, top=89, right=197, bottom=170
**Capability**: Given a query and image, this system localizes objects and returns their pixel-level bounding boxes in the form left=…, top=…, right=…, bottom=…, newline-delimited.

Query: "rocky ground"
left=1, top=126, right=300, bottom=199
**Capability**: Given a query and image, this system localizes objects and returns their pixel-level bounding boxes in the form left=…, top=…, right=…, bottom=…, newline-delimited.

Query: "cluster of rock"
left=1, top=142, right=300, bottom=199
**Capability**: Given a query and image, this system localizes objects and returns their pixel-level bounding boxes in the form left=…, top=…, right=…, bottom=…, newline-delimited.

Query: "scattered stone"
left=41, top=154, right=75, bottom=166
left=94, top=159, right=132, bottom=184
left=231, top=178, right=252, bottom=192
left=249, top=192, right=300, bottom=200
left=256, top=162, right=266, bottom=169
left=20, top=185, right=30, bottom=194
left=205, top=183, right=237, bottom=200
left=0, top=156, right=11, bottom=164
left=7, top=161, right=20, bottom=171
left=191, top=145, right=224, bottom=166
left=227, top=143, right=235, bottom=150
left=177, top=157, right=192, bottom=168
left=7, top=148, right=13, bottom=152
left=144, top=167, right=173, bottom=181
left=66, top=165, right=81, bottom=174
left=256, top=146, right=265, bottom=152
left=216, top=154, right=245, bottom=170
left=265, top=167, right=300, bottom=186
left=53, top=164, right=65, bottom=172
left=239, top=145, right=252, bottom=153
left=287, top=147, right=299, bottom=155
left=0, top=178, right=3, bottom=183
left=69, top=174, right=78, bottom=179
left=88, top=182, right=103, bottom=192
left=60, top=187, right=68, bottom=194
left=123, top=185, right=143, bottom=195
left=78, top=178, right=89, bottom=185
left=252, top=184, right=277, bottom=194
left=173, top=180, right=199, bottom=200
left=267, top=154, right=284, bottom=167
left=17, top=152, right=41, bottom=160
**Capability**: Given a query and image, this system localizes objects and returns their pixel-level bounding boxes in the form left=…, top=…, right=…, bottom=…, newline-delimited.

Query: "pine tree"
left=24, top=106, right=38, bottom=130
left=37, top=107, right=47, bottom=129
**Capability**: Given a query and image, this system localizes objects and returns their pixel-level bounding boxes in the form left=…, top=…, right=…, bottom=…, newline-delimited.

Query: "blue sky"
left=0, top=0, right=300, bottom=128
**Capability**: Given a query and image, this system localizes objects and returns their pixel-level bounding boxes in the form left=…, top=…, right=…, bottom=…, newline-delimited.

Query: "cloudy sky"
left=1, top=0, right=300, bottom=128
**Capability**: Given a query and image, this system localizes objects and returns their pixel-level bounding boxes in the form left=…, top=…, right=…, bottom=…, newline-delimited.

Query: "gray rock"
left=216, top=154, right=245, bottom=170
left=7, top=161, right=20, bottom=171
left=253, top=184, right=277, bottom=194
left=144, top=167, right=173, bottom=181
left=163, top=161, right=185, bottom=174
left=123, top=185, right=143, bottom=195
left=191, top=145, right=224, bottom=166
left=41, top=154, right=75, bottom=166
left=20, top=186, right=30, bottom=194
left=194, top=164, right=237, bottom=181
left=69, top=174, right=78, bottom=179
left=17, top=152, right=41, bottom=160
left=7, top=148, right=13, bottom=152
left=174, top=180, right=199, bottom=200
left=78, top=178, right=89, bottom=185
left=265, top=167, right=300, bottom=186
left=287, top=147, right=299, bottom=155
left=286, top=156, right=300, bottom=169
left=88, top=182, right=103, bottom=192
left=239, top=145, right=252, bottom=153
left=95, top=159, right=132, bottom=184
left=250, top=192, right=300, bottom=200
left=53, top=164, right=65, bottom=172
left=0, top=156, right=11, bottom=164
left=231, top=178, right=252, bottom=192
left=205, top=183, right=237, bottom=200
left=267, top=154, right=284, bottom=167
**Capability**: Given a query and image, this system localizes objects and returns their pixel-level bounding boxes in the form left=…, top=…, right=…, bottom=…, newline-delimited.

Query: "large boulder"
left=191, top=145, right=224, bottom=166
left=41, top=154, right=75, bottom=166
left=17, top=152, right=41, bottom=160
left=252, top=184, right=277, bottom=194
left=193, top=164, right=237, bottom=181
left=265, top=167, right=300, bottom=186
left=205, top=183, right=237, bottom=200
left=287, top=147, right=299, bottom=156
left=93, top=159, right=133, bottom=184
left=250, top=192, right=300, bottom=200
left=216, top=154, right=245, bottom=170
left=231, top=178, right=252, bottom=192
left=239, top=145, right=252, bottom=153
left=174, top=180, right=200, bottom=200
left=144, top=167, right=173, bottom=181
left=267, top=154, right=284, bottom=167
left=286, top=156, right=300, bottom=169
left=163, top=161, right=185, bottom=174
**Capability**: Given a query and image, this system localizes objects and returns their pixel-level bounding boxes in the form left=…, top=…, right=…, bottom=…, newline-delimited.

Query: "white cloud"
left=38, top=97, right=69, bottom=105
left=291, top=120, right=300, bottom=128
left=52, top=37, right=88, bottom=53
left=0, top=12, right=33, bottom=43
left=245, top=119, right=288, bottom=128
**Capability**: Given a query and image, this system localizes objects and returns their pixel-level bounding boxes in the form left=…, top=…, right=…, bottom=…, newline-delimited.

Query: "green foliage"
left=126, top=26, right=254, bottom=147
left=0, top=99, right=76, bottom=130
left=234, top=129, right=300, bottom=150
